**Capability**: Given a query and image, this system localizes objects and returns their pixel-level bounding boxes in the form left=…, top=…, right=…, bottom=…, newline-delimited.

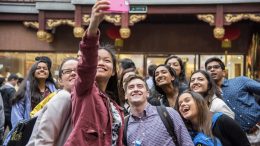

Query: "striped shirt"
left=127, top=103, right=194, bottom=146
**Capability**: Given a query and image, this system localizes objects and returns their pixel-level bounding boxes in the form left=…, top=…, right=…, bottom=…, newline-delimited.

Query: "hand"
left=87, top=0, right=110, bottom=36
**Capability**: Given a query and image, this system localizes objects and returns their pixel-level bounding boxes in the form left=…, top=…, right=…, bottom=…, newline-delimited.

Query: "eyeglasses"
left=61, top=69, right=76, bottom=75
left=206, top=65, right=221, bottom=70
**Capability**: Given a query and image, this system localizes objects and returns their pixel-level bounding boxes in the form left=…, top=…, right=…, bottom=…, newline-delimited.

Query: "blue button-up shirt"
left=127, top=103, right=194, bottom=146
left=221, top=76, right=260, bottom=131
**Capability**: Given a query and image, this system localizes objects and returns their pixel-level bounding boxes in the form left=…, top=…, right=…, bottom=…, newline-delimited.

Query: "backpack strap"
left=123, top=115, right=130, bottom=146
left=212, top=112, right=223, bottom=129
left=156, top=105, right=179, bottom=146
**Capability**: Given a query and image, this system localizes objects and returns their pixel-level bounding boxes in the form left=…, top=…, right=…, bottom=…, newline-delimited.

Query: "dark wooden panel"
left=0, top=14, right=38, bottom=21
left=44, top=11, right=74, bottom=19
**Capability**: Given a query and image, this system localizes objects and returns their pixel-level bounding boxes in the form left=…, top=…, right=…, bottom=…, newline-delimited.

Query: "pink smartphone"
left=105, top=0, right=129, bottom=13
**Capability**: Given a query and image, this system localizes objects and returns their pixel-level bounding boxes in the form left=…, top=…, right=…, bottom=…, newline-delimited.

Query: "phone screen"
left=105, top=0, right=129, bottom=13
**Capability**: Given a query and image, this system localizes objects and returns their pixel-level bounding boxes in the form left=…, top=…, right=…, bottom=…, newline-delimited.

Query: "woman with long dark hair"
left=27, top=57, right=78, bottom=146
left=11, top=59, right=57, bottom=127
left=189, top=70, right=234, bottom=119
left=165, top=55, right=188, bottom=93
left=150, top=64, right=179, bottom=107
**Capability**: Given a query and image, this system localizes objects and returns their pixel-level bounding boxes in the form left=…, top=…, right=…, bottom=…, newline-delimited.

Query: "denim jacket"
left=11, top=81, right=57, bottom=127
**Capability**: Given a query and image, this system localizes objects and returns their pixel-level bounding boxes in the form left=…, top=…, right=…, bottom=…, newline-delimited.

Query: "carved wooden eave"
left=82, top=14, right=90, bottom=25
left=104, top=15, right=122, bottom=26
left=197, top=14, right=215, bottom=26
left=9, top=2, right=259, bottom=42
left=46, top=19, right=75, bottom=29
left=23, top=21, right=39, bottom=29
left=82, top=14, right=147, bottom=26
left=225, top=13, right=260, bottom=24
left=129, top=14, right=146, bottom=26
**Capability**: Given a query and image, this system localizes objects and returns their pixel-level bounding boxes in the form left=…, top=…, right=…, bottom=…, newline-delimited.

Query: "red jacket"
left=64, top=32, right=124, bottom=146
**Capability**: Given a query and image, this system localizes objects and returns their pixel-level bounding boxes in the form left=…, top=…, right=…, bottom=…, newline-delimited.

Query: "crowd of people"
left=0, top=0, right=260, bottom=145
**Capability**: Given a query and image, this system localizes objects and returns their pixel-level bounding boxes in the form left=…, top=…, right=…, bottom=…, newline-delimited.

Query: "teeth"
left=97, top=68, right=105, bottom=71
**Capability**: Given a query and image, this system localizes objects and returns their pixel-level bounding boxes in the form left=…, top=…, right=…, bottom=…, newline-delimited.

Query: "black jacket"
left=0, top=85, right=16, bottom=118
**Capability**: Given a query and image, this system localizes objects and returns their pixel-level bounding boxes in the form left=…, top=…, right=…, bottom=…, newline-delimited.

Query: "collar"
left=221, top=78, right=228, bottom=87
left=130, top=103, right=154, bottom=119
left=5, top=82, right=15, bottom=88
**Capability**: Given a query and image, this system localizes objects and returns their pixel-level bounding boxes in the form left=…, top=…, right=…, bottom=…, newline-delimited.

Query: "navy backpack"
left=193, top=112, right=223, bottom=146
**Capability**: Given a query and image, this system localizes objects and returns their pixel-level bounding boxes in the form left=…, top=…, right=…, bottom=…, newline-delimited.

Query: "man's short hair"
left=7, top=74, right=19, bottom=81
left=120, top=58, right=136, bottom=70
left=148, top=64, right=157, bottom=76
left=205, top=57, right=225, bottom=70
left=124, top=75, right=148, bottom=92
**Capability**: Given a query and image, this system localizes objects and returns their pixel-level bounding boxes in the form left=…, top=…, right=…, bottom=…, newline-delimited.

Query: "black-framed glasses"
left=206, top=65, right=221, bottom=70
left=62, top=69, right=76, bottom=75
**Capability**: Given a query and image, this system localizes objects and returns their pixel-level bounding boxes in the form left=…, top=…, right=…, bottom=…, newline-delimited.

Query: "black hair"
left=189, top=70, right=222, bottom=106
left=164, top=55, right=188, bottom=84
left=148, top=64, right=157, bottom=77
left=7, top=74, right=19, bottom=81
left=35, top=56, right=52, bottom=69
left=0, top=77, right=5, bottom=86
left=205, top=57, right=225, bottom=70
left=152, top=64, right=179, bottom=96
left=120, top=58, right=136, bottom=70
left=17, top=77, right=24, bottom=85
left=12, top=61, right=56, bottom=109
left=99, top=45, right=120, bottom=105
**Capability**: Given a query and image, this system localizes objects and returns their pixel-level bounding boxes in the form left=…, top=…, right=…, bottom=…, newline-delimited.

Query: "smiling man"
left=205, top=57, right=260, bottom=139
left=124, top=75, right=193, bottom=146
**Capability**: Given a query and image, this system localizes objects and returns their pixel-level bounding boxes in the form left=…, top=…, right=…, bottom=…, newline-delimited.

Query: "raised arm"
left=75, top=0, right=111, bottom=96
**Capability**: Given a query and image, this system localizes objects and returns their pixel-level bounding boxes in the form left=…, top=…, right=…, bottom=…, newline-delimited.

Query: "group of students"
left=0, top=0, right=260, bottom=145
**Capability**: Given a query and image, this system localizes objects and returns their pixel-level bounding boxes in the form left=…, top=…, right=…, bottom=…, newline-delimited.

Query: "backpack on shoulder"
left=123, top=105, right=179, bottom=146
left=4, top=91, right=58, bottom=146
left=193, top=112, right=223, bottom=146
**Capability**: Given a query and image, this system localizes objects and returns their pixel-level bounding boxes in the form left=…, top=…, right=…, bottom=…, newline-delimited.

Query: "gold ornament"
left=197, top=14, right=215, bottom=25
left=213, top=27, right=225, bottom=39
left=221, top=39, right=231, bottom=48
left=23, top=21, right=39, bottom=29
left=115, top=38, right=124, bottom=47
left=119, top=27, right=131, bottom=39
left=104, top=15, right=121, bottom=25
left=225, top=14, right=260, bottom=24
left=47, top=19, right=75, bottom=29
left=129, top=14, right=146, bottom=25
left=73, top=27, right=84, bottom=38
left=82, top=15, right=91, bottom=24
left=37, top=30, right=47, bottom=41
left=45, top=32, right=54, bottom=43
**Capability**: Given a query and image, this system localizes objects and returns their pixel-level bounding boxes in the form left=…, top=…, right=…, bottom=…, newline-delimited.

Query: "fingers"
left=92, top=0, right=110, bottom=13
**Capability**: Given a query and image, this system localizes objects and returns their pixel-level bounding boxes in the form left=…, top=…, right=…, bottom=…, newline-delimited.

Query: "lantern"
left=220, top=26, right=240, bottom=48
left=106, top=26, right=121, bottom=40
